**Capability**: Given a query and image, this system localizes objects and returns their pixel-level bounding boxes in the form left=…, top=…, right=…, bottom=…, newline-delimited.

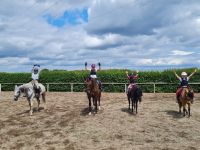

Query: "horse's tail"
left=42, top=92, right=46, bottom=103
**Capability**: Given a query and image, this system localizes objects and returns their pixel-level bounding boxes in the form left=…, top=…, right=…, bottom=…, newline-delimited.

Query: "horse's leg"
left=132, top=98, right=134, bottom=113
left=42, top=93, right=46, bottom=109
left=128, top=96, right=130, bottom=110
left=178, top=101, right=182, bottom=114
left=28, top=99, right=33, bottom=116
left=183, top=107, right=186, bottom=116
left=188, top=103, right=191, bottom=117
left=88, top=96, right=92, bottom=115
left=183, top=103, right=186, bottom=117
left=135, top=101, right=138, bottom=114
left=36, top=98, right=40, bottom=111
left=93, top=97, right=95, bottom=107
left=94, top=97, right=98, bottom=113
left=98, top=95, right=101, bottom=110
left=127, top=94, right=131, bottom=110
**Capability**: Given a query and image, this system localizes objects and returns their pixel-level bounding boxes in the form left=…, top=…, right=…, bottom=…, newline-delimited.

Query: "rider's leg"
left=176, top=87, right=182, bottom=103
left=97, top=79, right=102, bottom=90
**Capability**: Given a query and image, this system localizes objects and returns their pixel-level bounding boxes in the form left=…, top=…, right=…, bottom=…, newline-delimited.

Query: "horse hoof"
left=98, top=106, right=101, bottom=110
left=88, top=112, right=92, bottom=115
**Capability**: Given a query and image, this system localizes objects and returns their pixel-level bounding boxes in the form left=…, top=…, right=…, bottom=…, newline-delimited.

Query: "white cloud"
left=171, top=50, right=194, bottom=56
left=0, top=0, right=200, bottom=72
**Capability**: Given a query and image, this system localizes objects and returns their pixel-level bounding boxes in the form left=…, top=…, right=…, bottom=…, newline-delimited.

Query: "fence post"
left=153, top=83, right=156, bottom=93
left=71, top=83, right=73, bottom=92
left=47, top=84, right=49, bottom=92
left=0, top=84, right=1, bottom=92
left=124, top=84, right=127, bottom=93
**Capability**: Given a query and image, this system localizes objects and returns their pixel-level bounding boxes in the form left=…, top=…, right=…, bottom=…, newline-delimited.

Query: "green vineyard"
left=0, top=68, right=200, bottom=92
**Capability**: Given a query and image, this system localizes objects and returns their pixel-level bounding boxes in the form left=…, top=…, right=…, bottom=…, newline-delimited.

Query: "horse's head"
left=85, top=77, right=93, bottom=93
left=14, top=85, right=21, bottom=101
left=181, top=88, right=194, bottom=100
left=187, top=89, right=194, bottom=100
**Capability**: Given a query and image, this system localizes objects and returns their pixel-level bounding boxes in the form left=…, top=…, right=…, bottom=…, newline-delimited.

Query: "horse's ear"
left=15, top=85, right=18, bottom=89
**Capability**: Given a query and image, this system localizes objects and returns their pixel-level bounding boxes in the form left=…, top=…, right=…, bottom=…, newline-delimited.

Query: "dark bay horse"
left=127, top=86, right=143, bottom=114
left=85, top=78, right=101, bottom=115
left=178, top=88, right=194, bottom=117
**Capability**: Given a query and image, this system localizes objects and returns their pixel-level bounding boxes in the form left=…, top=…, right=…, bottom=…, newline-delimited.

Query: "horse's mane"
left=91, top=78, right=99, bottom=91
left=181, top=88, right=193, bottom=100
left=20, top=82, right=33, bottom=89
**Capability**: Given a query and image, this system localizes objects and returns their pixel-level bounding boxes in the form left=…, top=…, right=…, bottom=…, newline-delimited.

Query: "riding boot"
left=176, top=96, right=180, bottom=103
left=191, top=98, right=194, bottom=104
left=99, top=83, right=102, bottom=91
left=97, top=80, right=102, bottom=91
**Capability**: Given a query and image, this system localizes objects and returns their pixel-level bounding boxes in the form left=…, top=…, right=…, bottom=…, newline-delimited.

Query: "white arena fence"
left=0, top=82, right=200, bottom=93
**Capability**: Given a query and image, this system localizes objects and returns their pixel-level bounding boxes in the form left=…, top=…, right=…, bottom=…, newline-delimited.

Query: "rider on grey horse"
left=31, top=64, right=41, bottom=97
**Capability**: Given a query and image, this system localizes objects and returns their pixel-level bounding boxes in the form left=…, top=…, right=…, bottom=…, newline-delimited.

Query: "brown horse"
left=85, top=78, right=101, bottom=115
left=178, top=88, right=194, bottom=117
left=127, top=86, right=143, bottom=114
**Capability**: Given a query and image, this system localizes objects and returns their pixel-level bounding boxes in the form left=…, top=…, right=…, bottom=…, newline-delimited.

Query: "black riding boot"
left=176, top=96, right=180, bottom=103
left=96, top=80, right=102, bottom=91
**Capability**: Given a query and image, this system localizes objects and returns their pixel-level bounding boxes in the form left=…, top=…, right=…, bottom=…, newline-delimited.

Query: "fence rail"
left=1, top=82, right=200, bottom=93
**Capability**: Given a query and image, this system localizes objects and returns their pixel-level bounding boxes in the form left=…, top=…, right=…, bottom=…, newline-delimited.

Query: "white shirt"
left=31, top=66, right=40, bottom=80
left=90, top=75, right=97, bottom=78
left=32, top=73, right=39, bottom=80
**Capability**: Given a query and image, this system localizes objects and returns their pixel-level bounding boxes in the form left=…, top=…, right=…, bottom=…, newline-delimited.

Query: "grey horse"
left=14, top=82, right=46, bottom=116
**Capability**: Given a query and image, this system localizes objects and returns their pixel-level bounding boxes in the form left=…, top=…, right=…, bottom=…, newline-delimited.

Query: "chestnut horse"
left=178, top=88, right=194, bottom=117
left=85, top=78, right=101, bottom=115
left=127, top=86, right=143, bottom=114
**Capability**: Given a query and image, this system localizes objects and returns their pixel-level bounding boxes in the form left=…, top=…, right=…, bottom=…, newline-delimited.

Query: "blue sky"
left=0, top=0, right=200, bottom=72
left=44, top=8, right=88, bottom=27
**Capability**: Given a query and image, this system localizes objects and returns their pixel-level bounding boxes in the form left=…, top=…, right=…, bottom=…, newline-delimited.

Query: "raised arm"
left=135, top=70, right=139, bottom=77
left=125, top=71, right=129, bottom=77
left=31, top=67, right=34, bottom=73
left=174, top=70, right=181, bottom=80
left=188, top=69, right=197, bottom=79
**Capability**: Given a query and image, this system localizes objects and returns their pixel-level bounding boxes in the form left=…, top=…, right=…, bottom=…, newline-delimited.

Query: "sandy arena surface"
left=0, top=92, right=200, bottom=150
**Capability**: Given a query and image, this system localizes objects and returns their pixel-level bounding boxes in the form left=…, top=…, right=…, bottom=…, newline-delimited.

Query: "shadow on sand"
left=80, top=107, right=103, bottom=116
left=80, top=107, right=89, bottom=116
left=165, top=110, right=183, bottom=119
left=121, top=107, right=136, bottom=116
left=16, top=107, right=44, bottom=116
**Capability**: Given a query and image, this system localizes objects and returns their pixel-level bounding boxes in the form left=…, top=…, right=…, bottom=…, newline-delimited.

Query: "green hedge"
left=0, top=68, right=199, bottom=92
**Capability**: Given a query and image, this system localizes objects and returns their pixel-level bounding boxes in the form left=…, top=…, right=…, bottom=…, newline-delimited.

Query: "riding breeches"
left=32, top=80, right=39, bottom=89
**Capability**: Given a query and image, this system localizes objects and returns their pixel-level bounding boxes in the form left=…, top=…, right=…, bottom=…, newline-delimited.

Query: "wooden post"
left=153, top=83, right=156, bottom=93
left=71, top=83, right=73, bottom=92
left=47, top=84, right=49, bottom=92
left=124, top=84, right=127, bottom=93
